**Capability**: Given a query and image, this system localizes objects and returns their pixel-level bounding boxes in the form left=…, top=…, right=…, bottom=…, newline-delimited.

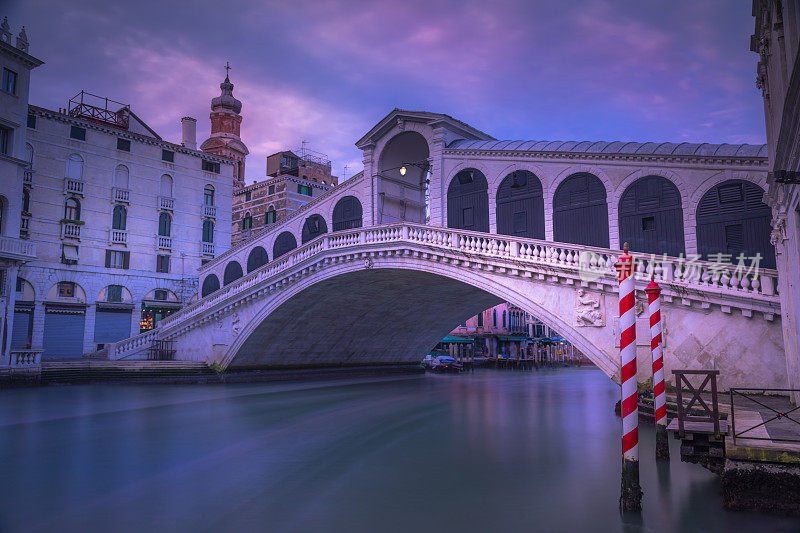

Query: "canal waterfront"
left=0, top=368, right=797, bottom=532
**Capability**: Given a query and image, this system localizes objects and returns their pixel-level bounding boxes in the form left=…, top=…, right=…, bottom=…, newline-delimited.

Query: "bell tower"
left=200, top=63, right=249, bottom=188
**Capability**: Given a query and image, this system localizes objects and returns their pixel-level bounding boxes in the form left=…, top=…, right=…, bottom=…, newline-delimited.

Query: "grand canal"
left=0, top=368, right=797, bottom=532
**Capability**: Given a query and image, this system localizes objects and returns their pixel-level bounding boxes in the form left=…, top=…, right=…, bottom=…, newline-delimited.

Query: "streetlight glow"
left=400, top=165, right=407, bottom=176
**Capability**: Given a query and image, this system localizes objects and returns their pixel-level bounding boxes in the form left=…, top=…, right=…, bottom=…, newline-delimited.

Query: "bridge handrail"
left=141, top=224, right=779, bottom=348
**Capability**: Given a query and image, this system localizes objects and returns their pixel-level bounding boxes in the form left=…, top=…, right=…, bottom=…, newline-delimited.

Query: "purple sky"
left=7, top=0, right=765, bottom=183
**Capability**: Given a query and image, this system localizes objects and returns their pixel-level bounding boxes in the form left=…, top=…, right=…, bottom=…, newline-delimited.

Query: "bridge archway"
left=332, top=196, right=363, bottom=231
left=447, top=168, right=490, bottom=232
left=553, top=173, right=609, bottom=247
left=246, top=246, right=269, bottom=273
left=696, top=179, right=775, bottom=268
left=223, top=261, right=243, bottom=286
left=302, top=214, right=328, bottom=244
left=273, top=231, right=298, bottom=259
left=619, top=176, right=685, bottom=257
left=201, top=274, right=220, bottom=297
left=496, top=170, right=545, bottom=239
left=377, top=131, right=429, bottom=224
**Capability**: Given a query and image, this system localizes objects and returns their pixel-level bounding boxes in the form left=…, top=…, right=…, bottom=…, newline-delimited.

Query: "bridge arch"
left=273, top=231, right=298, bottom=259
left=377, top=131, right=430, bottom=224
left=246, top=246, right=269, bottom=273
left=618, top=176, right=685, bottom=257
left=496, top=170, right=545, bottom=239
left=223, top=261, right=244, bottom=286
left=301, top=214, right=328, bottom=244
left=447, top=168, right=489, bottom=232
left=553, top=172, right=609, bottom=248
left=332, top=196, right=363, bottom=231
left=201, top=274, right=220, bottom=297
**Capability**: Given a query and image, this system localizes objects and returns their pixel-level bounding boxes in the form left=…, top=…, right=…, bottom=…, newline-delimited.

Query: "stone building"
left=753, top=0, right=800, bottom=399
left=11, top=65, right=236, bottom=358
left=231, top=148, right=339, bottom=246
left=0, top=17, right=40, bottom=365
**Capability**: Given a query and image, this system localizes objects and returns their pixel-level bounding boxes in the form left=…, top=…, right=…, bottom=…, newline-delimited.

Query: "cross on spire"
left=224, top=61, right=232, bottom=81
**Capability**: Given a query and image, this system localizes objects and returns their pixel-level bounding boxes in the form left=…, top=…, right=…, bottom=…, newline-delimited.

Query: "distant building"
left=232, top=147, right=339, bottom=246
left=0, top=17, right=41, bottom=365
left=2, top=28, right=239, bottom=359
left=448, top=303, right=533, bottom=357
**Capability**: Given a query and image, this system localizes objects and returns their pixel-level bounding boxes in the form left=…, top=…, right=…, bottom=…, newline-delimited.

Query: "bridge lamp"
left=400, top=165, right=407, bottom=176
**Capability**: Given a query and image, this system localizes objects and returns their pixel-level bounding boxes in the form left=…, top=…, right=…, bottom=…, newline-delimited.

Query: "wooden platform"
left=667, top=419, right=728, bottom=436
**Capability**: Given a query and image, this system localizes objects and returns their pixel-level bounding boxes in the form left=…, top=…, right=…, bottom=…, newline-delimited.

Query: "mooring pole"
left=615, top=242, right=642, bottom=513
left=646, top=276, right=669, bottom=461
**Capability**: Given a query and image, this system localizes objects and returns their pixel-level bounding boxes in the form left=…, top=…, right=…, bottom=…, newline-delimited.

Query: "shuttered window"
left=94, top=309, right=132, bottom=344
left=105, top=250, right=130, bottom=269
left=11, top=310, right=32, bottom=349
left=43, top=311, right=85, bottom=358
left=107, top=284, right=123, bottom=302
left=156, top=254, right=170, bottom=273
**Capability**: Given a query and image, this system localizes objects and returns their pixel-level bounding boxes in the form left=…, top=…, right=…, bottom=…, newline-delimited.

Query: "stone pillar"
left=83, top=304, right=97, bottom=354
left=31, top=300, right=45, bottom=350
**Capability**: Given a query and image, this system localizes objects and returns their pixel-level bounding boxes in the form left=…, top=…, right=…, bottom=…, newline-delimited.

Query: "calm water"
left=0, top=368, right=798, bottom=533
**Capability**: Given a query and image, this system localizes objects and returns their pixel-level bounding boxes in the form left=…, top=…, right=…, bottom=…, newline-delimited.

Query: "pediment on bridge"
left=355, top=108, right=495, bottom=149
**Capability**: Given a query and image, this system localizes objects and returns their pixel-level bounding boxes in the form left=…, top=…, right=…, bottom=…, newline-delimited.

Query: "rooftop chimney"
left=181, top=117, right=197, bottom=150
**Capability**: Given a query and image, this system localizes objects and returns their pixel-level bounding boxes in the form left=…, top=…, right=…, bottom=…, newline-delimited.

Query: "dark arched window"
left=201, top=274, right=220, bottom=297
left=246, top=246, right=269, bottom=272
left=553, top=173, right=609, bottom=247
left=273, top=231, right=297, bottom=259
left=619, top=176, right=684, bottom=257
left=202, top=220, right=214, bottom=243
left=158, top=212, right=172, bottom=237
left=696, top=180, right=775, bottom=269
left=502, top=310, right=506, bottom=328
left=496, top=170, right=545, bottom=238
left=242, top=212, right=253, bottom=231
left=64, top=197, right=81, bottom=220
left=223, top=261, right=243, bottom=285
left=265, top=206, right=277, bottom=224
left=204, top=185, right=215, bottom=206
left=112, top=205, right=127, bottom=230
left=493, top=309, right=497, bottom=328
left=477, top=312, right=483, bottom=327
left=447, top=168, right=489, bottom=232
left=301, top=214, right=328, bottom=243
left=332, top=196, right=363, bottom=231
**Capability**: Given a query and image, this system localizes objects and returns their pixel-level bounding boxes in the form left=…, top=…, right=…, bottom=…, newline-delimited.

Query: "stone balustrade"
left=156, top=235, right=172, bottom=250
left=60, top=222, right=81, bottom=240
left=23, top=169, right=33, bottom=186
left=64, top=178, right=84, bottom=196
left=9, top=349, right=42, bottom=372
left=202, top=205, right=216, bottom=219
left=110, top=229, right=128, bottom=245
left=0, top=235, right=36, bottom=260
left=112, top=187, right=130, bottom=203
left=201, top=242, right=215, bottom=256
left=159, top=196, right=174, bottom=211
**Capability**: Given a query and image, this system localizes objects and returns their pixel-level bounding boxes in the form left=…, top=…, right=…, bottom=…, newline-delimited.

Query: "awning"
left=142, top=300, right=183, bottom=309
left=440, top=335, right=474, bottom=344
left=96, top=302, right=135, bottom=310
left=44, top=302, right=87, bottom=314
left=496, top=335, right=528, bottom=342
left=62, top=244, right=79, bottom=262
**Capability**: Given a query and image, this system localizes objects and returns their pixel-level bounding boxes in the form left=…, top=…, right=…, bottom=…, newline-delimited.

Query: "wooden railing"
left=673, top=369, right=721, bottom=437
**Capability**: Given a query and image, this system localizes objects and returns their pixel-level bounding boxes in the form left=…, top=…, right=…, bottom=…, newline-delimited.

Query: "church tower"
left=200, top=64, right=249, bottom=188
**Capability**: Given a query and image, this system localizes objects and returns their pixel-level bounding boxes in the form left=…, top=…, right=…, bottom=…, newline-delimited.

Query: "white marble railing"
left=202, top=205, right=217, bottom=219
left=201, top=242, right=215, bottom=256
left=60, top=222, right=81, bottom=240
left=113, top=187, right=130, bottom=203
left=156, top=235, right=172, bottom=250
left=9, top=349, right=42, bottom=369
left=117, top=224, right=779, bottom=358
left=110, top=229, right=128, bottom=245
left=111, top=330, right=158, bottom=360
left=159, top=196, right=174, bottom=211
left=0, top=235, right=36, bottom=259
left=64, top=178, right=84, bottom=196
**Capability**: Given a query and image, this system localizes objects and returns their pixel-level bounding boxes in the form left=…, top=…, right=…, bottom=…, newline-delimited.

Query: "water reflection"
left=0, top=369, right=797, bottom=532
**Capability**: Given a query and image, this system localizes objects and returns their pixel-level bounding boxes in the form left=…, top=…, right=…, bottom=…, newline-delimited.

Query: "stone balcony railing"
left=156, top=235, right=172, bottom=250
left=64, top=178, right=84, bottom=196
left=111, top=223, right=783, bottom=361
left=23, top=169, right=33, bottom=186
left=112, top=187, right=130, bottom=203
left=0, top=235, right=36, bottom=261
left=9, top=349, right=43, bottom=373
left=201, top=242, right=215, bottom=256
left=159, top=196, right=174, bottom=211
left=202, top=205, right=217, bottom=219
left=60, top=221, right=81, bottom=240
left=110, top=229, right=128, bottom=245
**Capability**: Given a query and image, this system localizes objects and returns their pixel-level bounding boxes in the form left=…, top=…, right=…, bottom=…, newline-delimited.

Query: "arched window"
left=265, top=206, right=277, bottom=224
left=477, top=312, right=484, bottom=327
left=447, top=168, right=489, bottom=232
left=492, top=309, right=497, bottom=328
left=619, top=176, right=684, bottom=257
left=273, top=231, right=297, bottom=259
left=553, top=173, right=609, bottom=248
left=64, top=197, right=81, bottom=220
left=301, top=214, right=328, bottom=243
left=112, top=205, right=127, bottom=230
left=332, top=196, right=363, bottom=231
left=160, top=174, right=173, bottom=197
left=158, top=212, right=172, bottom=237
left=223, top=261, right=243, bottom=285
left=25, top=143, right=33, bottom=167
left=496, top=170, right=545, bottom=238
left=246, top=246, right=269, bottom=273
left=22, top=188, right=30, bottom=214
left=202, top=220, right=214, bottom=243
left=201, top=274, right=220, bottom=297
left=242, top=212, right=253, bottom=231
left=502, top=310, right=506, bottom=328
left=204, top=185, right=215, bottom=206
left=66, top=154, right=83, bottom=180
left=114, top=164, right=130, bottom=188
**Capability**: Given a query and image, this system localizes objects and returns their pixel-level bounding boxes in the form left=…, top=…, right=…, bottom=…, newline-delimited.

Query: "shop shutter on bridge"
left=94, top=304, right=133, bottom=345
left=43, top=304, right=86, bottom=359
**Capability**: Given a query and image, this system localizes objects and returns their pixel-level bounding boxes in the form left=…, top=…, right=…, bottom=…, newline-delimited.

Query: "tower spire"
left=224, top=61, right=231, bottom=82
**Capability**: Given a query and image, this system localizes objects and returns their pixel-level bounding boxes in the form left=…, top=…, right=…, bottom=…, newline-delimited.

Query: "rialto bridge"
left=108, top=109, right=791, bottom=391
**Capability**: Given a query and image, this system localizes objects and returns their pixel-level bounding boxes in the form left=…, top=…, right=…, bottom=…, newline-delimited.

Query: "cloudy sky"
left=7, top=0, right=764, bottom=183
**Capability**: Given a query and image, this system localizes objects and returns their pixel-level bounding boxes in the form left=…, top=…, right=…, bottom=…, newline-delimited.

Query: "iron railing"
left=730, top=388, right=800, bottom=445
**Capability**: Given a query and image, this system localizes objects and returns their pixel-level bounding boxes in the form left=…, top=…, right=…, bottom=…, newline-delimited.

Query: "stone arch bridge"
left=107, top=109, right=789, bottom=391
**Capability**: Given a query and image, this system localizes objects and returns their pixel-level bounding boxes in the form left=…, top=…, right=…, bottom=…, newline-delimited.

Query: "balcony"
left=156, top=235, right=172, bottom=251
left=202, top=205, right=217, bottom=219
left=61, top=221, right=82, bottom=240
left=0, top=235, right=37, bottom=261
left=9, top=349, right=42, bottom=373
left=23, top=169, right=33, bottom=186
left=64, top=178, right=84, bottom=196
left=112, top=187, right=130, bottom=203
left=110, top=229, right=128, bottom=245
left=159, top=196, right=174, bottom=211
left=201, top=242, right=215, bottom=256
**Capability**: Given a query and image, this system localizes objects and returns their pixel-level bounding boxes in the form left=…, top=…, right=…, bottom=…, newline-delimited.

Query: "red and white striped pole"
left=616, top=242, right=642, bottom=512
left=646, top=276, right=669, bottom=461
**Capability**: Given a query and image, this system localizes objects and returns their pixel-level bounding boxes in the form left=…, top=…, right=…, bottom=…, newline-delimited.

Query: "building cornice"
left=235, top=175, right=334, bottom=196
left=0, top=40, right=44, bottom=68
